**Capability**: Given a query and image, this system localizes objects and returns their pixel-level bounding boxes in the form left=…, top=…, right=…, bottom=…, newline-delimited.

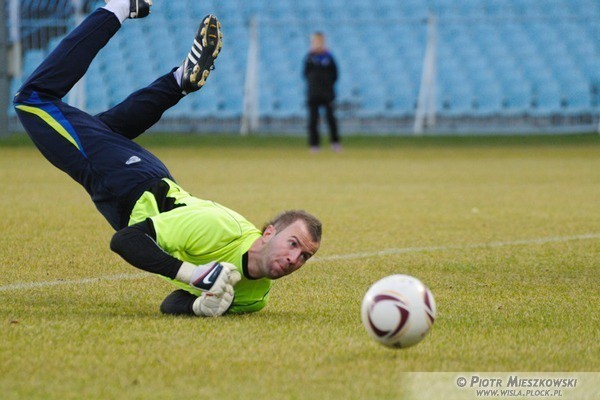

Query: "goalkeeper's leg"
left=96, top=14, right=223, bottom=139
left=13, top=6, right=175, bottom=230
left=16, top=9, right=122, bottom=102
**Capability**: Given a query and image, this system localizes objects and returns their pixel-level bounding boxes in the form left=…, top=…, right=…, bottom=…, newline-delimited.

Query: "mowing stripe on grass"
left=1, top=233, right=598, bottom=292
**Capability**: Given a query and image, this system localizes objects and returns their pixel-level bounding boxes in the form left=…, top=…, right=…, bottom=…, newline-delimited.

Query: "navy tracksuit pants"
left=14, top=9, right=185, bottom=230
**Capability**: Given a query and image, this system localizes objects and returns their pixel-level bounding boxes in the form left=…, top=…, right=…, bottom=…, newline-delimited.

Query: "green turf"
left=0, top=134, right=598, bottom=399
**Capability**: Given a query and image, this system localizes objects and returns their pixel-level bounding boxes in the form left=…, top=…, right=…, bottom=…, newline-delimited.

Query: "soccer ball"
left=361, top=274, right=436, bottom=349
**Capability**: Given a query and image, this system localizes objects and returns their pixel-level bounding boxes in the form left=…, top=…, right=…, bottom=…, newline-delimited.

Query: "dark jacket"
left=303, top=50, right=338, bottom=102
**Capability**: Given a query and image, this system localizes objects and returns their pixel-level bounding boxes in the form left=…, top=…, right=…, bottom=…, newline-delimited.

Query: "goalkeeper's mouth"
left=270, top=260, right=288, bottom=279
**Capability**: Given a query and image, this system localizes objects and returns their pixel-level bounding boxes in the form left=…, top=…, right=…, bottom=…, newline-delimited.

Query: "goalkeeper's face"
left=257, top=219, right=320, bottom=279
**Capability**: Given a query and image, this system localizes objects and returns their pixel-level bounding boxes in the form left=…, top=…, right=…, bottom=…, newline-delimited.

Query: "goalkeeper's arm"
left=110, top=219, right=182, bottom=278
left=110, top=219, right=240, bottom=295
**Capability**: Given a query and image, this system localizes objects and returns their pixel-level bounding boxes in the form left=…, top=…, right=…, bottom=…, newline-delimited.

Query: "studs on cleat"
left=181, top=15, right=222, bottom=95
left=104, top=0, right=151, bottom=19
left=129, top=0, right=152, bottom=19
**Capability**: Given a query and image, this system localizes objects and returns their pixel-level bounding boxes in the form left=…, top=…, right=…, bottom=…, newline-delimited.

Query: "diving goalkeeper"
left=13, top=0, right=322, bottom=317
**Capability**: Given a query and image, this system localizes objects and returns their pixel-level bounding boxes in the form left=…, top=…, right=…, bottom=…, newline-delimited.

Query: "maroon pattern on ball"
left=367, top=294, right=410, bottom=338
left=423, top=290, right=435, bottom=324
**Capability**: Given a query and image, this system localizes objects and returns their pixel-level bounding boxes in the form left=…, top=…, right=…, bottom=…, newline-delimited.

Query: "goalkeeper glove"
left=192, top=285, right=234, bottom=317
left=186, top=261, right=241, bottom=295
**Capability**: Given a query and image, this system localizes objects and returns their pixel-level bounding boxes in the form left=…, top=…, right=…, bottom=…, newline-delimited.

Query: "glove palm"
left=192, top=285, right=234, bottom=317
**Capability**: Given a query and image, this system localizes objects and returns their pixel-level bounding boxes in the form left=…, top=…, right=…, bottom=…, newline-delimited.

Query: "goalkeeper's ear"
left=260, top=225, right=277, bottom=243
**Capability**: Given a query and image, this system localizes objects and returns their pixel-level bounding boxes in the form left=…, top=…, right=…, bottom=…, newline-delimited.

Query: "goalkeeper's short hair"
left=262, top=210, right=322, bottom=243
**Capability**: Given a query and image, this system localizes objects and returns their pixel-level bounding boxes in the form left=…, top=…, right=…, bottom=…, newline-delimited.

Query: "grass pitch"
left=0, top=134, right=598, bottom=399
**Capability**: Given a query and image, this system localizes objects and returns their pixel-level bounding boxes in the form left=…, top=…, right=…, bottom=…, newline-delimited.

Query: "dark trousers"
left=308, top=99, right=339, bottom=147
left=14, top=9, right=185, bottom=230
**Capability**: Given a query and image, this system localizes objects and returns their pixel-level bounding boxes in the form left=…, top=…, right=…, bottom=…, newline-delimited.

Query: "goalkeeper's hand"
left=188, top=261, right=241, bottom=295
left=192, top=285, right=234, bottom=317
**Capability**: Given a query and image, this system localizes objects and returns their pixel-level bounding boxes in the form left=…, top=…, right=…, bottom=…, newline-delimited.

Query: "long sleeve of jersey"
left=110, top=219, right=183, bottom=279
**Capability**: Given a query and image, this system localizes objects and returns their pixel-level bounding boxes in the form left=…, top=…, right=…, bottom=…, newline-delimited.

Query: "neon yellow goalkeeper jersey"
left=128, top=178, right=272, bottom=314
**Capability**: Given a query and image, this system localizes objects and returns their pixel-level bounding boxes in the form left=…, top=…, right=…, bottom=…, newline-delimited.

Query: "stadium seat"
left=531, top=83, right=562, bottom=115
left=22, top=49, right=45, bottom=78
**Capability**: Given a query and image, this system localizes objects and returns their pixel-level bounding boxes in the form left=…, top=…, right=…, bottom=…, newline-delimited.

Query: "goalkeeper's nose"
left=287, top=249, right=304, bottom=268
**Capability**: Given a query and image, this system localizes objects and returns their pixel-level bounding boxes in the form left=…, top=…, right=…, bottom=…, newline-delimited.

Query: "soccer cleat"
left=129, top=0, right=152, bottom=19
left=181, top=14, right=223, bottom=95
left=103, top=0, right=152, bottom=19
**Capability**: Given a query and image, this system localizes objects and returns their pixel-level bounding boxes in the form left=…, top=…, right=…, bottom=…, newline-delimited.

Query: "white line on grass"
left=1, top=233, right=598, bottom=292
left=0, top=272, right=149, bottom=292
left=316, top=233, right=600, bottom=261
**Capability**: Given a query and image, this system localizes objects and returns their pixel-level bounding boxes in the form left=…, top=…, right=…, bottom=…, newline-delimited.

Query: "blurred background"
left=1, top=0, right=599, bottom=136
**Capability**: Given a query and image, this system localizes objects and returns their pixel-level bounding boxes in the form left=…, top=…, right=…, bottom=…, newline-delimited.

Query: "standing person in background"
left=303, top=31, right=341, bottom=153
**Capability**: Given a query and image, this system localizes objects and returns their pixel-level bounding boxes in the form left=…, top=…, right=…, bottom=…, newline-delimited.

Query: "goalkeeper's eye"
left=289, top=239, right=299, bottom=252
left=288, top=235, right=314, bottom=264
left=289, top=239, right=307, bottom=261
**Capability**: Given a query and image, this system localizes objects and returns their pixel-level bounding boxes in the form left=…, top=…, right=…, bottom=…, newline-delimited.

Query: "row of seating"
left=9, top=0, right=600, bottom=119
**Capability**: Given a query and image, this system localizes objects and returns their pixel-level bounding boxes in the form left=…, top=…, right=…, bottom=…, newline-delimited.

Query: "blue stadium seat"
left=165, top=98, right=193, bottom=118
left=7, top=79, right=23, bottom=117
left=22, top=49, right=45, bottom=78
left=560, top=81, right=592, bottom=113
left=531, top=83, right=562, bottom=115
left=441, top=86, right=474, bottom=117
